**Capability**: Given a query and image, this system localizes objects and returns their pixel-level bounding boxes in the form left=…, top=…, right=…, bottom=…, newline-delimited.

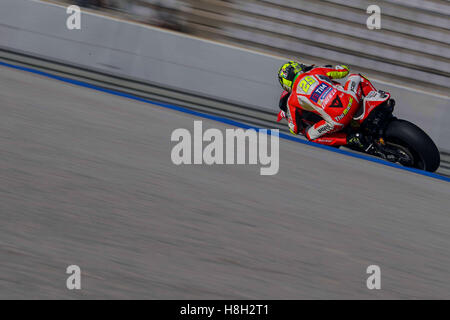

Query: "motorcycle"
left=277, top=77, right=441, bottom=172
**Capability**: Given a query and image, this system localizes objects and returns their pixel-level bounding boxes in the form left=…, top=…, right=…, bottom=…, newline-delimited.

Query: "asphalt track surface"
left=1, top=64, right=450, bottom=299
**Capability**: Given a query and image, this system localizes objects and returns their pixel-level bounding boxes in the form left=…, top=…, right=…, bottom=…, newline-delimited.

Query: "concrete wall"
left=0, top=0, right=449, bottom=151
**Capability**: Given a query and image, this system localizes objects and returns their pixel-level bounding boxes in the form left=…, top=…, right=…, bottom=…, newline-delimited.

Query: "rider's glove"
left=326, top=65, right=350, bottom=79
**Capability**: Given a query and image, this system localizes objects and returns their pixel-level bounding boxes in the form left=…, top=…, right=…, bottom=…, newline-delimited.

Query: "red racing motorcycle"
left=277, top=79, right=441, bottom=172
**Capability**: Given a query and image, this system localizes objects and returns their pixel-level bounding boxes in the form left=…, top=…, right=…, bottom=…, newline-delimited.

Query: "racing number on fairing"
left=299, top=76, right=316, bottom=94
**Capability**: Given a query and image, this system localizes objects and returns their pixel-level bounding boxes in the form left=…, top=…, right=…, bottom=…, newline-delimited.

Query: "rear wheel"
left=384, top=119, right=440, bottom=172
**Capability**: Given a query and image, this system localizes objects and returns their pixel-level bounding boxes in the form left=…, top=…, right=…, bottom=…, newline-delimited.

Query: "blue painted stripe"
left=1, top=60, right=449, bottom=183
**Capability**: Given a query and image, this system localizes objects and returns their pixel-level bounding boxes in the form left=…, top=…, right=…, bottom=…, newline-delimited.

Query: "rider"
left=277, top=61, right=377, bottom=148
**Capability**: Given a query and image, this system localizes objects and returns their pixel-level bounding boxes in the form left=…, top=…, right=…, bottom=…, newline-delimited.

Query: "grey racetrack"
left=1, top=65, right=450, bottom=299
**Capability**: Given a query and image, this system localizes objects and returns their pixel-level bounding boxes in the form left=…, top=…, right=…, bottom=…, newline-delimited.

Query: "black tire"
left=384, top=119, right=440, bottom=172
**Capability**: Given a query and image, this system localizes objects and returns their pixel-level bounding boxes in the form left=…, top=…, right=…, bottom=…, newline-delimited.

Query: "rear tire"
left=384, top=119, right=440, bottom=172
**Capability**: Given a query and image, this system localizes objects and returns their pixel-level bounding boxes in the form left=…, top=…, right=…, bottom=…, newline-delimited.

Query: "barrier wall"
left=1, top=0, right=449, bottom=151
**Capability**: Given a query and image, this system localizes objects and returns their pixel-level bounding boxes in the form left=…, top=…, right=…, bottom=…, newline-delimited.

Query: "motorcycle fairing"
left=353, top=90, right=391, bottom=123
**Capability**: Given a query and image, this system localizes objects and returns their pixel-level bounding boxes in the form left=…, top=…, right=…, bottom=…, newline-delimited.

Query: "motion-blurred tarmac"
left=1, top=65, right=450, bottom=299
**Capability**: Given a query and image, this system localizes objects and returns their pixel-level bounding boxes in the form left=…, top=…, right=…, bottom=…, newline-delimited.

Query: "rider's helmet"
left=278, top=61, right=304, bottom=92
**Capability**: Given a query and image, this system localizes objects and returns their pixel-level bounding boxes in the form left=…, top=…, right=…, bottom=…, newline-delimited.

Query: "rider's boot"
left=347, top=133, right=376, bottom=154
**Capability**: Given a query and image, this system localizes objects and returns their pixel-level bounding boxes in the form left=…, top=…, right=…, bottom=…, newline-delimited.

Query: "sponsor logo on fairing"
left=318, top=87, right=333, bottom=104
left=311, top=83, right=331, bottom=103
left=317, top=124, right=333, bottom=134
left=321, top=88, right=336, bottom=107
left=335, top=97, right=354, bottom=121
left=366, top=91, right=377, bottom=99
left=317, top=139, right=333, bottom=143
left=378, top=90, right=387, bottom=98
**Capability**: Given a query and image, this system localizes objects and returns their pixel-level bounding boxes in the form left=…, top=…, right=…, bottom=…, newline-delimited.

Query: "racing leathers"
left=280, top=65, right=377, bottom=147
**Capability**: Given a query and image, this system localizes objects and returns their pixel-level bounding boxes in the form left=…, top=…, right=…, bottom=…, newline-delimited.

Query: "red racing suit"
left=283, top=66, right=377, bottom=146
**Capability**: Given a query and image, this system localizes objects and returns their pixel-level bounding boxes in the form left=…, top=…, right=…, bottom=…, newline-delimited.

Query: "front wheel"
left=384, top=119, right=440, bottom=172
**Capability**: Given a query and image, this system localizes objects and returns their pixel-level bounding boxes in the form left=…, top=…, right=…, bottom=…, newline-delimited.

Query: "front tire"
left=384, top=119, right=440, bottom=172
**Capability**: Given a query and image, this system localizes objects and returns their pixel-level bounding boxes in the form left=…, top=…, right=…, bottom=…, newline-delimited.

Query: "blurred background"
left=54, top=0, right=450, bottom=94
